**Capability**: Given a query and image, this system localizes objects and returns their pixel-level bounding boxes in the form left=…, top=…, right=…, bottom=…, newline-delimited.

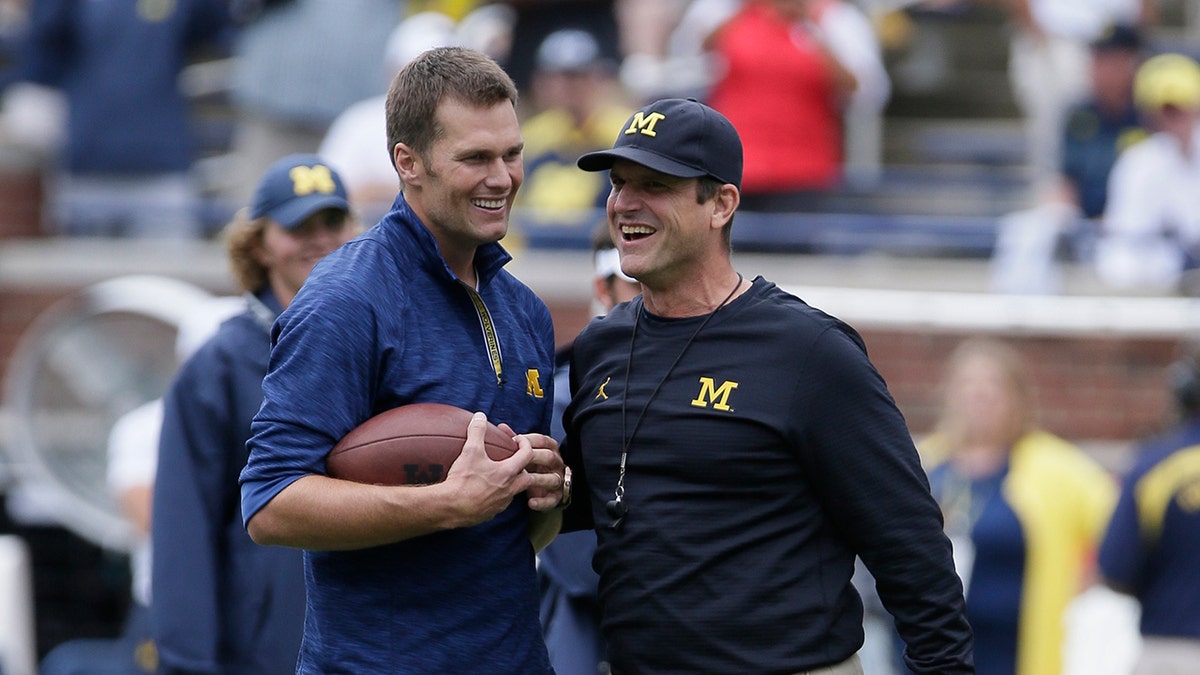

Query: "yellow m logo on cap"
left=624, top=111, right=666, bottom=137
left=289, top=165, right=337, bottom=197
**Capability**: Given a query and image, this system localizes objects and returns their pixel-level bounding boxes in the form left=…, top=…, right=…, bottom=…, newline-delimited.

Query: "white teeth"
left=472, top=198, right=505, bottom=209
left=621, top=225, right=654, bottom=235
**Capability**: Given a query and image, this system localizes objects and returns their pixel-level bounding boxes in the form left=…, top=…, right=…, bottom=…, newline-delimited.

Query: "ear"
left=710, top=183, right=740, bottom=231
left=393, top=142, right=422, bottom=187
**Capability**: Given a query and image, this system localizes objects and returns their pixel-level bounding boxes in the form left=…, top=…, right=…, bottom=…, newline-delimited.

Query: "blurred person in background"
left=1057, top=23, right=1147, bottom=224
left=989, top=22, right=1147, bottom=295
left=0, top=0, right=232, bottom=238
left=151, top=154, right=357, bottom=675
left=541, top=225, right=639, bottom=675
left=919, top=337, right=1117, bottom=675
left=703, top=0, right=865, bottom=212
left=516, top=28, right=632, bottom=225
left=1095, top=52, right=1200, bottom=295
left=992, top=0, right=1154, bottom=184
left=1099, top=346, right=1200, bottom=673
left=490, top=0, right=620, bottom=94
left=223, top=0, right=402, bottom=204
left=653, top=0, right=890, bottom=188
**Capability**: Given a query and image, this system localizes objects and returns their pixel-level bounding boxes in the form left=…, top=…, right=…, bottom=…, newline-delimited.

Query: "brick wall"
left=0, top=163, right=45, bottom=239
left=541, top=297, right=1184, bottom=447
left=861, top=330, right=1179, bottom=442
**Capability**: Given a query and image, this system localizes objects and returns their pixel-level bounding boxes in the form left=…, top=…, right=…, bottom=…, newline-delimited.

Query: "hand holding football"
left=326, top=403, right=518, bottom=486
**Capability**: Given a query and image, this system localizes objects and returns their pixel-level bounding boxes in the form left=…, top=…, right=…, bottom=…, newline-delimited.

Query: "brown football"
left=325, top=403, right=518, bottom=486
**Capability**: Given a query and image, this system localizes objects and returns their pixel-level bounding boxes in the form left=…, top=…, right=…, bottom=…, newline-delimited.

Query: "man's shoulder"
left=302, top=233, right=410, bottom=297
left=746, top=280, right=856, bottom=337
left=577, top=301, right=636, bottom=336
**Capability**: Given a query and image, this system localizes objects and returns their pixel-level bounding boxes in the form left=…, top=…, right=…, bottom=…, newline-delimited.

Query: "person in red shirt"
left=705, top=0, right=857, bottom=212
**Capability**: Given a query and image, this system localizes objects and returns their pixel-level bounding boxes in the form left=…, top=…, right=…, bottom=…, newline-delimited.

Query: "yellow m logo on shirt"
left=624, top=111, right=666, bottom=137
left=691, top=377, right=738, bottom=412
left=289, top=165, right=338, bottom=197
left=526, top=369, right=545, bottom=399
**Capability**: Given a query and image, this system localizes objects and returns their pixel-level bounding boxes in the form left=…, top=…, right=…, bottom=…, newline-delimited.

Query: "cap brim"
left=268, top=194, right=350, bottom=229
left=577, top=147, right=708, bottom=179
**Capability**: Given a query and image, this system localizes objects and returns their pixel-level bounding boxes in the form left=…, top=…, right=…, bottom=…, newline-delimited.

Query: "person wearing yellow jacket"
left=920, top=338, right=1117, bottom=675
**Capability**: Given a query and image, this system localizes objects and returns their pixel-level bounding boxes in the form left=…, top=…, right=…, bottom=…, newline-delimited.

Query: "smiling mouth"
left=472, top=198, right=506, bottom=210
left=620, top=224, right=654, bottom=241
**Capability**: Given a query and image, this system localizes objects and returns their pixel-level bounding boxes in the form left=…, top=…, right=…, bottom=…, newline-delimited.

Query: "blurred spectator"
left=516, top=29, right=632, bottom=224
left=454, top=2, right=518, bottom=63
left=704, top=0, right=860, bottom=212
left=491, top=0, right=620, bottom=94
left=319, top=11, right=460, bottom=221
left=1095, top=52, right=1200, bottom=294
left=994, top=0, right=1153, bottom=182
left=37, top=297, right=243, bottom=675
left=542, top=225, right=638, bottom=675
left=990, top=23, right=1147, bottom=295
left=1059, top=24, right=1148, bottom=221
left=622, top=1, right=716, bottom=102
left=151, top=154, right=358, bottom=675
left=918, top=337, right=1116, bottom=675
left=810, top=0, right=891, bottom=187
left=2, top=0, right=232, bottom=238
left=1099, top=347, right=1200, bottom=673
left=663, top=0, right=890, bottom=189
left=223, top=0, right=403, bottom=204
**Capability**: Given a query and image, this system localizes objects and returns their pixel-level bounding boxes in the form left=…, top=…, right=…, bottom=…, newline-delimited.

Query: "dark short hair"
left=384, top=47, right=518, bottom=166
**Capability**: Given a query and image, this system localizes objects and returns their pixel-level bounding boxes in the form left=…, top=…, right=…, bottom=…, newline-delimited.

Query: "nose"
left=608, top=184, right=638, bottom=215
left=484, top=156, right=516, bottom=191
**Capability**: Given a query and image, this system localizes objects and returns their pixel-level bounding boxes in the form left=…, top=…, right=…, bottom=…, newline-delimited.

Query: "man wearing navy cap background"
left=560, top=98, right=974, bottom=674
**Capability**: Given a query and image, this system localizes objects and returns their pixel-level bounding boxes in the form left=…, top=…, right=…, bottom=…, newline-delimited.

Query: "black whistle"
left=605, top=498, right=627, bottom=529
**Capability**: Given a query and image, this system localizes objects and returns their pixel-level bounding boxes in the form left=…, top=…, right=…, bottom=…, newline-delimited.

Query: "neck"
left=406, top=194, right=479, bottom=286
left=268, top=279, right=295, bottom=310
left=435, top=236, right=478, bottom=288
left=642, top=268, right=745, bottom=318
left=951, top=440, right=1010, bottom=479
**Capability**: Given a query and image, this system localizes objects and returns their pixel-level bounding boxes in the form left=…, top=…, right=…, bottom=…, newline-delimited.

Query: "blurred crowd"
left=0, top=0, right=1192, bottom=297
left=0, top=0, right=892, bottom=235
left=0, top=0, right=1195, bottom=296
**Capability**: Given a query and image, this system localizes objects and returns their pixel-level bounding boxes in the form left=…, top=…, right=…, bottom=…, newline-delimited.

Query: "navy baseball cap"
left=577, top=98, right=743, bottom=188
left=250, top=154, right=350, bottom=229
left=536, top=29, right=603, bottom=73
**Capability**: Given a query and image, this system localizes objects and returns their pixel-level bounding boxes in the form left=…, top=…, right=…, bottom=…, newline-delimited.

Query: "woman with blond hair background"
left=151, top=154, right=359, bottom=675
left=919, top=337, right=1117, bottom=675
